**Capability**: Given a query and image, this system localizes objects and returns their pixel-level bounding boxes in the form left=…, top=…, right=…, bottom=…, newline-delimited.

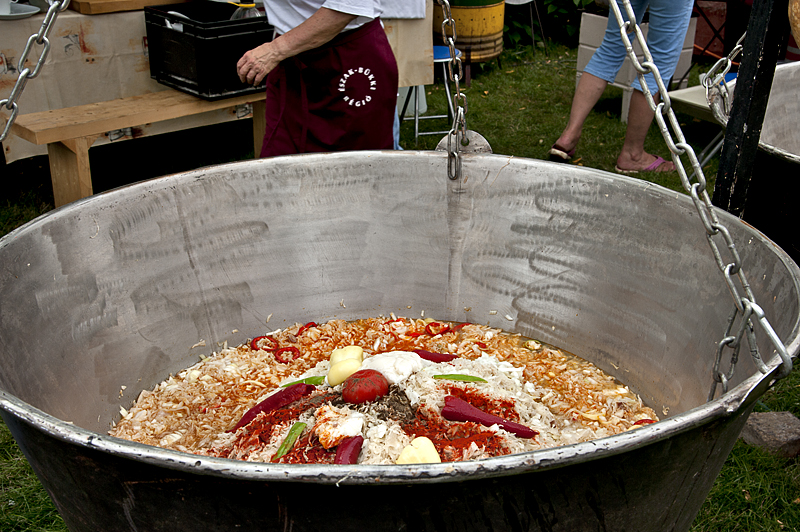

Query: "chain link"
left=0, top=0, right=71, bottom=143
left=435, top=0, right=469, bottom=180
left=607, top=0, right=792, bottom=400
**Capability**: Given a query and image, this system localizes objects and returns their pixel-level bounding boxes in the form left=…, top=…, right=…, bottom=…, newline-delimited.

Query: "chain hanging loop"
left=446, top=107, right=465, bottom=180
left=1, top=0, right=71, bottom=143
left=606, top=0, right=792, bottom=400
left=435, top=0, right=469, bottom=180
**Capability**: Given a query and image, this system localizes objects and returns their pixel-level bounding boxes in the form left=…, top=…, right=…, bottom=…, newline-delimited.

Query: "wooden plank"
left=61, top=134, right=101, bottom=155
left=48, top=138, right=94, bottom=207
left=11, top=89, right=266, bottom=146
left=252, top=100, right=265, bottom=157
left=68, top=0, right=187, bottom=15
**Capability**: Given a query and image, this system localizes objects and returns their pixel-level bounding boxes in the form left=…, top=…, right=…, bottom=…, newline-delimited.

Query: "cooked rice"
left=110, top=318, right=657, bottom=463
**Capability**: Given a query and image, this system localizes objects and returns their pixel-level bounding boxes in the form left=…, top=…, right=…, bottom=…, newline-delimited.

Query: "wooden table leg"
left=251, top=100, right=265, bottom=158
left=47, top=136, right=97, bottom=208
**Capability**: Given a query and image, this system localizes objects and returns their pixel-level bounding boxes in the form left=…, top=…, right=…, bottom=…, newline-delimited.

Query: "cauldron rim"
left=759, top=141, right=800, bottom=164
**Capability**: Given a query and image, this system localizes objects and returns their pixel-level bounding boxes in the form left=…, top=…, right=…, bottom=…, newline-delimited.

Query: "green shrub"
left=504, top=0, right=606, bottom=48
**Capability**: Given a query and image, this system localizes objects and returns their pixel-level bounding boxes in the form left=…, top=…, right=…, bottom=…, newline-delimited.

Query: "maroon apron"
left=260, top=18, right=399, bottom=157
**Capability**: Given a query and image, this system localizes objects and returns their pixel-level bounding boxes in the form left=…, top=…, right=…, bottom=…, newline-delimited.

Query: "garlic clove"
left=396, top=437, right=441, bottom=464
left=329, top=345, right=364, bottom=366
left=327, top=358, right=362, bottom=387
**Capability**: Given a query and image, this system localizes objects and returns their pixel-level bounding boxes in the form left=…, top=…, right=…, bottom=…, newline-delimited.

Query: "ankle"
left=555, top=133, right=579, bottom=151
left=618, top=150, right=648, bottom=166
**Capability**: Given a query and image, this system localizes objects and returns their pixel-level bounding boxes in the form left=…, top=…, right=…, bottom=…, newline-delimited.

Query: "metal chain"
left=607, top=0, right=792, bottom=400
left=0, top=0, right=71, bottom=143
left=701, top=33, right=746, bottom=127
left=435, top=0, right=469, bottom=180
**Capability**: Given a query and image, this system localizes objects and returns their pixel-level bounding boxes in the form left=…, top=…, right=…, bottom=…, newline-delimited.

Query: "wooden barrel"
left=433, top=1, right=505, bottom=63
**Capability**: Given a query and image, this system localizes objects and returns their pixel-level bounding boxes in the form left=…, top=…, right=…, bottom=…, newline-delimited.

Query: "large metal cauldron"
left=1, top=151, right=799, bottom=532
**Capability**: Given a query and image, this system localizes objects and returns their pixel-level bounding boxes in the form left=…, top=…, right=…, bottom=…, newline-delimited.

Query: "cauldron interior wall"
left=0, top=152, right=799, bottom=532
left=758, top=61, right=800, bottom=157
left=0, top=152, right=797, bottom=428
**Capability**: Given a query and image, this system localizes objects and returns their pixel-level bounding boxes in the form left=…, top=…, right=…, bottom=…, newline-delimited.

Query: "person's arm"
left=237, top=7, right=357, bottom=85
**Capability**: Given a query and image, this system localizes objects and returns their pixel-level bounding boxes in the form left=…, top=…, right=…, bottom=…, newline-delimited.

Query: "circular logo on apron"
left=338, top=67, right=377, bottom=108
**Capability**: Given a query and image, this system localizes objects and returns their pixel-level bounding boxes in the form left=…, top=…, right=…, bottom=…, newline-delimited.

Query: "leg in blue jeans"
left=583, top=0, right=649, bottom=87
left=551, top=0, right=693, bottom=172
left=631, top=0, right=694, bottom=93
left=585, top=0, right=692, bottom=91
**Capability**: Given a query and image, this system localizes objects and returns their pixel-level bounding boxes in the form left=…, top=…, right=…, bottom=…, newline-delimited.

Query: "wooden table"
left=68, top=0, right=186, bottom=15
left=10, top=89, right=266, bottom=207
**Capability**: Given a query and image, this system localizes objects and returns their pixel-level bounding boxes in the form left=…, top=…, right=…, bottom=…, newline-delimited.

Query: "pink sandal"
left=615, top=156, right=672, bottom=174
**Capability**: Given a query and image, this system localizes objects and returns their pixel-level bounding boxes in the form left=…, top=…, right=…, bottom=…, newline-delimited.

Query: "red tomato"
left=341, top=369, right=390, bottom=404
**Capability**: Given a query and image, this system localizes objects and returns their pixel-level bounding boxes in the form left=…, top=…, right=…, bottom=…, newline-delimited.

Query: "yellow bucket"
left=433, top=1, right=505, bottom=63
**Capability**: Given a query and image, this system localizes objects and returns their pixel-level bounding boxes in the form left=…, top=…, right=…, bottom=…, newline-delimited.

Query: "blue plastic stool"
left=400, top=45, right=462, bottom=145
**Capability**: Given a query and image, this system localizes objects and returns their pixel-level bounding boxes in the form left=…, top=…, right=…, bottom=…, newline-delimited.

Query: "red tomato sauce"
left=446, top=385, right=520, bottom=422
left=401, top=406, right=509, bottom=462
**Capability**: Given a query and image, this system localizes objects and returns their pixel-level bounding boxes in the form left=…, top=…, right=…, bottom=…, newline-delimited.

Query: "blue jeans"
left=584, top=0, right=694, bottom=93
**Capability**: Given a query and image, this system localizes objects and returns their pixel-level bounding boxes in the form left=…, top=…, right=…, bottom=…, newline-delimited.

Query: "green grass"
left=0, top=423, right=66, bottom=531
left=694, top=441, right=800, bottom=532
left=0, top=193, right=53, bottom=237
left=400, top=45, right=720, bottom=194
left=0, top=42, right=792, bottom=531
left=692, top=370, right=800, bottom=532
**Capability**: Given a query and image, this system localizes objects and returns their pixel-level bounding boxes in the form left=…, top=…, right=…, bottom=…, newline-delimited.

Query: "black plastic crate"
left=145, top=2, right=273, bottom=100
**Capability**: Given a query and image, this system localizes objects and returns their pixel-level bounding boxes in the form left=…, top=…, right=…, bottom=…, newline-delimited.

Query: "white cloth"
left=263, top=0, right=382, bottom=34
left=382, top=0, right=425, bottom=18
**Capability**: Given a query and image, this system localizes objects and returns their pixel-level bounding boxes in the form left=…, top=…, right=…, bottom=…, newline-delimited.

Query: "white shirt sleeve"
left=264, top=0, right=381, bottom=34
left=322, top=0, right=381, bottom=18
left=382, top=0, right=425, bottom=18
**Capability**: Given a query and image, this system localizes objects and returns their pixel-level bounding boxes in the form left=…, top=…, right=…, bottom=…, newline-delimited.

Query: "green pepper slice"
left=273, top=422, right=306, bottom=461
left=281, top=375, right=326, bottom=387
left=433, top=374, right=487, bottom=383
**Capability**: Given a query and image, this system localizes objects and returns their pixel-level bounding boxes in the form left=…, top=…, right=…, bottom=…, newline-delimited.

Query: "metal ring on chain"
left=446, top=107, right=467, bottom=180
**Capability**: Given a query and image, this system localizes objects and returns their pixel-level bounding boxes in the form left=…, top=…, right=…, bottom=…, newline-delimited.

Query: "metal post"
left=711, top=0, right=790, bottom=215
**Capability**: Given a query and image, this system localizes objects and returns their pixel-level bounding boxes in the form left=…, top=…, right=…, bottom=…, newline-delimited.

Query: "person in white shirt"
left=237, top=1, right=398, bottom=156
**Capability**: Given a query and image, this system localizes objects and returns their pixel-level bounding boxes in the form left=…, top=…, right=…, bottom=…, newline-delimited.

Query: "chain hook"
left=702, top=33, right=746, bottom=127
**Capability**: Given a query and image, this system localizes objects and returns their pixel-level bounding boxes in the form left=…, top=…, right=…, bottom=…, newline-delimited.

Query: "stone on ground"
left=740, top=411, right=800, bottom=458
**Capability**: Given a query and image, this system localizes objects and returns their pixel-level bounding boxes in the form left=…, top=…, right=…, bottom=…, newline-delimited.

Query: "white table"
left=667, top=83, right=726, bottom=172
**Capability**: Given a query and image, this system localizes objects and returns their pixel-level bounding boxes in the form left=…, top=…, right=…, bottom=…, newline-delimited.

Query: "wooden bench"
left=10, top=88, right=266, bottom=207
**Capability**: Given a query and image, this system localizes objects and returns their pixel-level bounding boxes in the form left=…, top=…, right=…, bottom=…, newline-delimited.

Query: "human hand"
left=237, top=42, right=281, bottom=85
